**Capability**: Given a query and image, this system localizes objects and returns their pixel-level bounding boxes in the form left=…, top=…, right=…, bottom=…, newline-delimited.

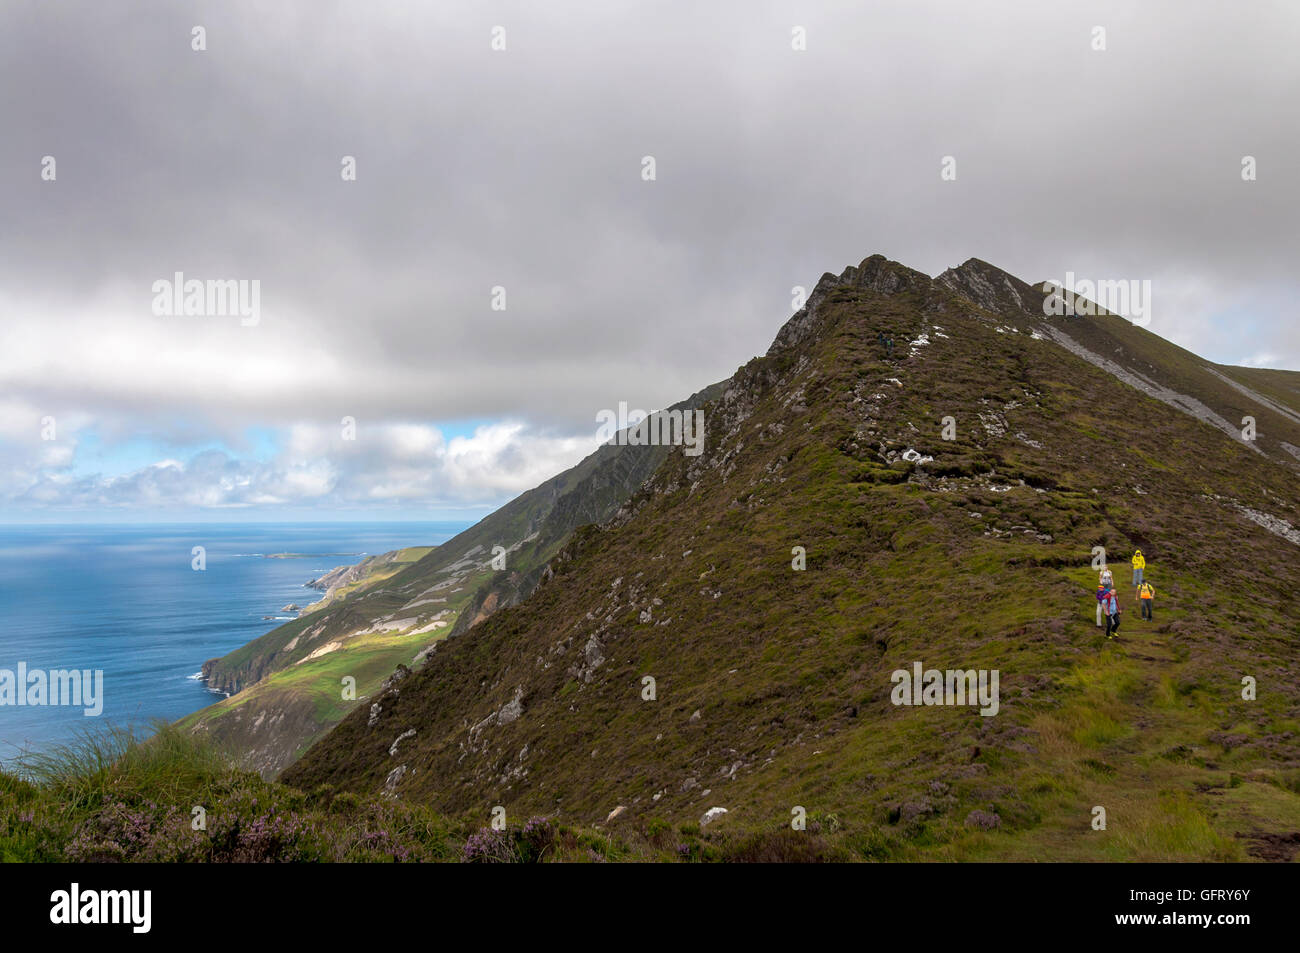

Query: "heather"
left=1, top=722, right=853, bottom=862
left=1, top=723, right=461, bottom=862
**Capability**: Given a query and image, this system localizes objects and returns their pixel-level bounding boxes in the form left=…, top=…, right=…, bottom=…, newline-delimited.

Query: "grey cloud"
left=1, top=0, right=1297, bottom=454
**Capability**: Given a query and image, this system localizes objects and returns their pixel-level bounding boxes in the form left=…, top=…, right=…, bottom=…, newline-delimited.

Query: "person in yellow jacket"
left=1131, top=549, right=1146, bottom=586
left=1138, top=581, right=1155, bottom=620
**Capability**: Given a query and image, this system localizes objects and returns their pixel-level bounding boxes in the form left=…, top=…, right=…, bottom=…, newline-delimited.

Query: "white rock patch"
left=700, top=807, right=729, bottom=827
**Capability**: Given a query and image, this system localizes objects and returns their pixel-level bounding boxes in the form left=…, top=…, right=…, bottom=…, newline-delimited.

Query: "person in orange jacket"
left=1138, top=580, right=1155, bottom=620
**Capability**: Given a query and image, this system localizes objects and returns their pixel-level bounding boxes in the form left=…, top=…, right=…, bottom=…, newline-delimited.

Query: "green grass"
left=15, top=721, right=233, bottom=812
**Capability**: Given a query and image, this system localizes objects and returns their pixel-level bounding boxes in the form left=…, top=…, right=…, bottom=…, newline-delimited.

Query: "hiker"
left=1095, top=569, right=1114, bottom=626
left=1095, top=579, right=1112, bottom=627
left=1102, top=585, right=1122, bottom=639
left=1138, top=580, right=1155, bottom=620
left=1131, top=549, right=1145, bottom=586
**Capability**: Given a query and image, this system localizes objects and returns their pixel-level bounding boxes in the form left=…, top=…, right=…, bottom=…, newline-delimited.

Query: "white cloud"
left=0, top=420, right=602, bottom=514
left=3, top=0, right=1298, bottom=521
left=1237, top=353, right=1282, bottom=368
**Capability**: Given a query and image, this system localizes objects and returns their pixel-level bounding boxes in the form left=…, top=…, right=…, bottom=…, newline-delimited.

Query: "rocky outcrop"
left=199, top=658, right=241, bottom=696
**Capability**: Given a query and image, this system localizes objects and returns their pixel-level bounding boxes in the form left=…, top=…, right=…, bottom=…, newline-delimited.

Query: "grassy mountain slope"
left=296, top=547, right=435, bottom=616
left=182, top=384, right=722, bottom=777
left=284, top=255, right=1300, bottom=861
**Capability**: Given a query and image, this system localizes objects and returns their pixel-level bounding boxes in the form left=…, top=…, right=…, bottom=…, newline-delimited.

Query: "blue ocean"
left=0, top=522, right=470, bottom=762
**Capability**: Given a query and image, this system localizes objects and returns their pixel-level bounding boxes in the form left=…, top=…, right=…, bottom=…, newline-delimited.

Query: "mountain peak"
left=935, top=257, right=1041, bottom=316
left=767, top=254, right=933, bottom=356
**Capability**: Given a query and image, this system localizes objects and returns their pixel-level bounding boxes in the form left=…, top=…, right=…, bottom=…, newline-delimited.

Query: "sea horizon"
left=0, top=521, right=473, bottom=761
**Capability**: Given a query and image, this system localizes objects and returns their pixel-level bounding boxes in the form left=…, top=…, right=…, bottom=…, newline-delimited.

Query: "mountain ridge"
left=282, top=254, right=1300, bottom=860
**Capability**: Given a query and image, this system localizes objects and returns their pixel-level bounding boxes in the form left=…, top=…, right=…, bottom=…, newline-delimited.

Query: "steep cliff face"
left=284, top=255, right=1300, bottom=861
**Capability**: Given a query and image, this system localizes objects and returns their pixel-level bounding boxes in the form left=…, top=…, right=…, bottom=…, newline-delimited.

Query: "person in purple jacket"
left=1095, top=569, right=1114, bottom=626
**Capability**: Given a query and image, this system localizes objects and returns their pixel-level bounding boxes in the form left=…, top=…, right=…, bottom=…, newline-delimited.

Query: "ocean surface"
left=0, top=522, right=471, bottom=761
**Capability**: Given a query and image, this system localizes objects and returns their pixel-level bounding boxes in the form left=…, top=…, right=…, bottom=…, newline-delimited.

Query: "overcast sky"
left=2, top=0, right=1297, bottom=521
